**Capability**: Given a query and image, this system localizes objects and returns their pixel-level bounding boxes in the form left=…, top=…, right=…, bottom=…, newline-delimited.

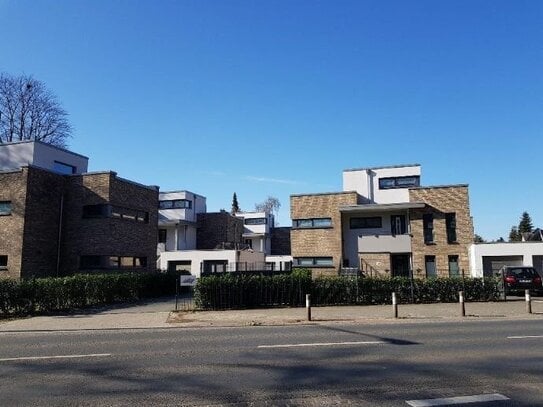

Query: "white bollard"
left=459, top=291, right=465, bottom=317
left=306, top=294, right=311, bottom=321
left=392, top=292, right=398, bottom=318
left=526, top=289, right=532, bottom=314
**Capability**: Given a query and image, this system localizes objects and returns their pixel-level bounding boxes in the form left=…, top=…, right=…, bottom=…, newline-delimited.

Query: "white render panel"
left=343, top=165, right=421, bottom=204
left=32, top=142, right=88, bottom=174
left=159, top=190, right=206, bottom=224
left=469, top=242, right=543, bottom=277
left=0, top=142, right=34, bottom=170
left=158, top=250, right=239, bottom=278
left=358, top=235, right=412, bottom=254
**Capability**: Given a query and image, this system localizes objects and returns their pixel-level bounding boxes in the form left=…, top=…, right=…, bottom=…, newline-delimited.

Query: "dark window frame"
left=293, top=257, right=334, bottom=267
left=423, top=213, right=434, bottom=244
left=425, top=255, right=437, bottom=277
left=159, top=199, right=192, bottom=210
left=244, top=217, right=267, bottom=225
left=349, top=216, right=383, bottom=229
left=82, top=204, right=149, bottom=223
left=379, top=176, right=420, bottom=190
left=79, top=255, right=148, bottom=270
left=0, top=255, right=7, bottom=269
left=53, top=160, right=76, bottom=175
left=446, top=213, right=457, bottom=243
left=292, top=218, right=333, bottom=229
left=158, top=229, right=167, bottom=244
left=448, top=255, right=460, bottom=277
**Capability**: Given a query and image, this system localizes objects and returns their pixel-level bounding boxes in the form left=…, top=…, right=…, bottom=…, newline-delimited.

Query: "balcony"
left=358, top=233, right=412, bottom=254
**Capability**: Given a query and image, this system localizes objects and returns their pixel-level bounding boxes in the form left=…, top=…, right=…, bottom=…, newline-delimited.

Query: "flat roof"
left=343, top=163, right=421, bottom=172
left=159, top=190, right=206, bottom=199
left=290, top=191, right=357, bottom=198
left=339, top=202, right=426, bottom=212
left=0, top=140, right=89, bottom=160
left=409, top=184, right=468, bottom=190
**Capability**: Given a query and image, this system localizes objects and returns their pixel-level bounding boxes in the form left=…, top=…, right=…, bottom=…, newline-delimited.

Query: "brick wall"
left=0, top=169, right=28, bottom=279
left=359, top=253, right=391, bottom=277
left=20, top=167, right=65, bottom=278
left=197, top=212, right=243, bottom=249
left=60, top=172, right=158, bottom=275
left=409, top=186, right=473, bottom=278
left=290, top=192, right=359, bottom=276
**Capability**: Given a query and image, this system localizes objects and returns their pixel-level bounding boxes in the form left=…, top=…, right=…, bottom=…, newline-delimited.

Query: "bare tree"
left=0, top=73, right=72, bottom=147
left=255, top=196, right=281, bottom=217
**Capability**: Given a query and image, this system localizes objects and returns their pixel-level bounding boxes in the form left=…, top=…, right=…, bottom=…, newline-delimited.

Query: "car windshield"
left=506, top=268, right=538, bottom=278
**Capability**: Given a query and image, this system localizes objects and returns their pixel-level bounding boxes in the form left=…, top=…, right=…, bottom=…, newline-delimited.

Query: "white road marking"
left=406, top=393, right=509, bottom=406
left=258, top=341, right=385, bottom=348
left=507, top=335, right=543, bottom=339
left=0, top=353, right=112, bottom=362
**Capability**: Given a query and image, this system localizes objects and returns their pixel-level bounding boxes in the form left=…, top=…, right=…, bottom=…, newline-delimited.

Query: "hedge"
left=194, top=270, right=501, bottom=310
left=0, top=272, right=178, bottom=317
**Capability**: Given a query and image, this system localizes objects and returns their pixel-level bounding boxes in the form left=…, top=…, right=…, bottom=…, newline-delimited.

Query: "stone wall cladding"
left=20, top=167, right=65, bottom=278
left=409, top=186, right=473, bottom=278
left=359, top=253, right=391, bottom=277
left=0, top=169, right=28, bottom=279
left=61, top=172, right=158, bottom=275
left=270, top=227, right=291, bottom=255
left=290, top=192, right=359, bottom=276
left=197, top=212, right=243, bottom=249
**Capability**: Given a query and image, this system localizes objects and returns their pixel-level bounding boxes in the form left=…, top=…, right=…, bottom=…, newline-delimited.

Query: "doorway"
left=391, top=254, right=411, bottom=277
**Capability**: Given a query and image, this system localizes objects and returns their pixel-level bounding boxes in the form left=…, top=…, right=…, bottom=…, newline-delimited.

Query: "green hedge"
left=0, top=272, right=178, bottom=317
left=194, top=270, right=501, bottom=310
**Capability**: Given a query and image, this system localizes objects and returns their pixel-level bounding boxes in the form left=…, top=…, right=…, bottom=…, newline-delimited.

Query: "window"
left=446, top=213, right=457, bottom=243
left=350, top=216, right=382, bottom=229
left=158, top=229, right=167, bottom=244
left=294, top=257, right=333, bottom=267
left=423, top=213, right=434, bottom=243
left=82, top=204, right=148, bottom=223
left=79, top=255, right=102, bottom=269
left=425, top=256, right=436, bottom=277
left=390, top=215, right=407, bottom=235
left=448, top=255, right=460, bottom=277
left=80, top=256, right=147, bottom=270
left=245, top=218, right=267, bottom=225
left=53, top=161, right=76, bottom=175
left=245, top=239, right=253, bottom=249
left=159, top=199, right=192, bottom=209
left=0, top=255, right=7, bottom=269
left=292, top=218, right=332, bottom=229
left=379, top=176, right=420, bottom=190
left=0, top=201, right=12, bottom=216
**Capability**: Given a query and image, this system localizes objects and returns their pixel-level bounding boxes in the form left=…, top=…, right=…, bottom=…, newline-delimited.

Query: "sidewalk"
left=1, top=297, right=543, bottom=332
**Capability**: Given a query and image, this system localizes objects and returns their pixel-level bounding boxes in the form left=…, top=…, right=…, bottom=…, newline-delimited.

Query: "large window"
left=53, top=161, right=76, bottom=175
left=79, top=255, right=147, bottom=270
left=350, top=216, right=382, bottom=229
left=245, top=217, right=267, bottom=225
left=423, top=213, right=434, bottom=244
left=0, top=255, right=7, bottom=269
left=379, top=176, right=420, bottom=190
left=425, top=255, right=436, bottom=277
left=292, top=218, right=332, bottom=229
left=159, top=199, right=192, bottom=209
left=0, top=201, right=12, bottom=216
left=390, top=215, right=407, bottom=235
left=82, top=204, right=148, bottom=223
left=446, top=213, right=457, bottom=243
left=158, top=229, right=167, bottom=244
left=293, top=257, right=333, bottom=267
left=448, top=255, right=460, bottom=277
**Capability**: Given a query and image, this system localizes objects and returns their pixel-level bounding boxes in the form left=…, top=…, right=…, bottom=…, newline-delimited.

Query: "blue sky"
left=1, top=0, right=541, bottom=239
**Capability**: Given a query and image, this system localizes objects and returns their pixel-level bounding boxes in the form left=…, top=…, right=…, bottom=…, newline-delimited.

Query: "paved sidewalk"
left=1, top=297, right=543, bottom=332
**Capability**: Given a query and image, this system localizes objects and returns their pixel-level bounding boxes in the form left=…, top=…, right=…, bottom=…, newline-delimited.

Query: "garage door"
left=482, top=256, right=523, bottom=277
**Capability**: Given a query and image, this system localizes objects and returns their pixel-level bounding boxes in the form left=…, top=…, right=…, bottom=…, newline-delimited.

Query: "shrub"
left=0, top=272, right=178, bottom=317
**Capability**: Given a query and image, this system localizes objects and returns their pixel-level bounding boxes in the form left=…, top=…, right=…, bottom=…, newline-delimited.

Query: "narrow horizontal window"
left=53, top=161, right=76, bottom=175
left=159, top=199, right=192, bottom=209
left=350, top=216, right=382, bottom=229
left=379, top=176, right=420, bottom=190
left=245, top=218, right=267, bottom=225
left=294, top=257, right=334, bottom=267
left=292, top=218, right=332, bottom=229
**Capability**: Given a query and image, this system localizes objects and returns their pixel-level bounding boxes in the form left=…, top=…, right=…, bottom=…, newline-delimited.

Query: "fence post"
left=392, top=292, right=398, bottom=318
left=526, top=289, right=532, bottom=314
left=459, top=290, right=465, bottom=317
left=175, top=276, right=179, bottom=311
left=306, top=294, right=311, bottom=321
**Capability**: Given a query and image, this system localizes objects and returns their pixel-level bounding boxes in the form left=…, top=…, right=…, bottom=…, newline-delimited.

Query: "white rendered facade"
left=469, top=242, right=543, bottom=278
left=0, top=140, right=89, bottom=174
left=235, top=211, right=274, bottom=254
left=158, top=191, right=206, bottom=251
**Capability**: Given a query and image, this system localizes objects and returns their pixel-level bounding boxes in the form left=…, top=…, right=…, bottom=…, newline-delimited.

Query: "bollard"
left=526, top=289, right=532, bottom=314
left=306, top=294, right=311, bottom=321
left=392, top=292, right=398, bottom=318
left=459, top=291, right=466, bottom=317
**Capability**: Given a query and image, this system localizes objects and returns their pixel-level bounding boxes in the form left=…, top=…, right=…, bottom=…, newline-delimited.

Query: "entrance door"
left=391, top=254, right=410, bottom=277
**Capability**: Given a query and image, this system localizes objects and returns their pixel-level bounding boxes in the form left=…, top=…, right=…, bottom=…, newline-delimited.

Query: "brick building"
left=290, top=165, right=473, bottom=278
left=0, top=141, right=158, bottom=279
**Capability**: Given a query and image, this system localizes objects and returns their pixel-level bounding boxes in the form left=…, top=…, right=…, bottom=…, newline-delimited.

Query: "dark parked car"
left=499, top=266, right=543, bottom=295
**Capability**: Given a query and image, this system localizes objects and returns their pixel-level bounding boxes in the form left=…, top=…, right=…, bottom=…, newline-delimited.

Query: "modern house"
left=291, top=164, right=473, bottom=278
left=235, top=211, right=274, bottom=254
left=0, top=140, right=159, bottom=279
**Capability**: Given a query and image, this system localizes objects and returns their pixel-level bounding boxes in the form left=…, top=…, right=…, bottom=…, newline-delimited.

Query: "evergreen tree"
left=518, top=211, right=534, bottom=234
left=473, top=234, right=485, bottom=243
left=496, top=237, right=505, bottom=242
left=231, top=192, right=240, bottom=214
left=508, top=226, right=521, bottom=242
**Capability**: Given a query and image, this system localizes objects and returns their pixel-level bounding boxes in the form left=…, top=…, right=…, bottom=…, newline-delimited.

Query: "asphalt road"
left=1, top=320, right=542, bottom=406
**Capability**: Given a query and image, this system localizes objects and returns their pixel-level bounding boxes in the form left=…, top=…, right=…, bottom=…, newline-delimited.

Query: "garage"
left=482, top=256, right=523, bottom=277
